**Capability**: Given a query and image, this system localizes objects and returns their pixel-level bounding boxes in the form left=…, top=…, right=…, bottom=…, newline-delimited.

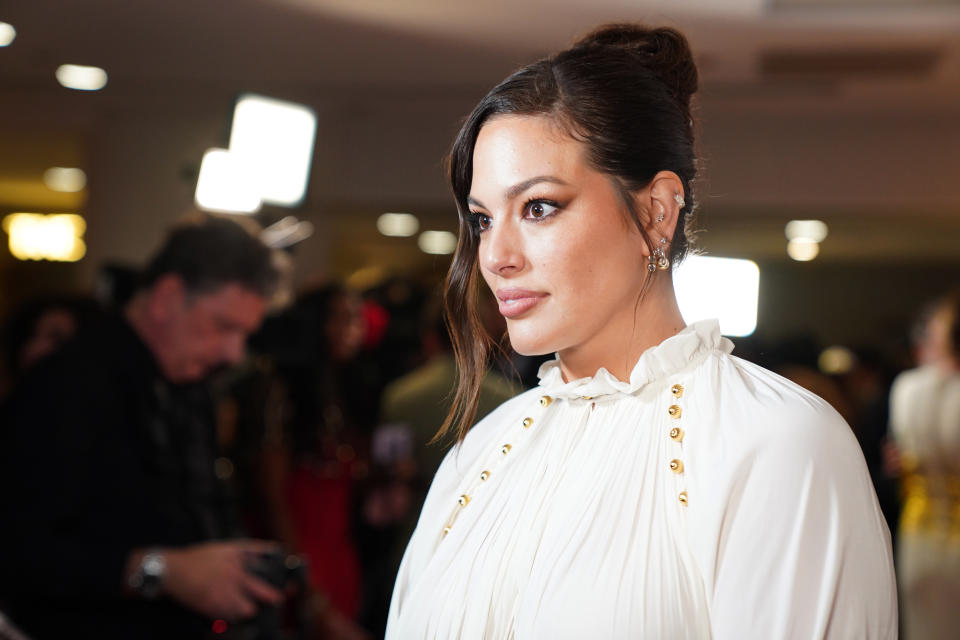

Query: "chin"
left=506, top=325, right=559, bottom=357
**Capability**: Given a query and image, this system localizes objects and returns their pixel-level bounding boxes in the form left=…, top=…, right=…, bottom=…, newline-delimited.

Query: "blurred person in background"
left=250, top=283, right=373, bottom=639
left=889, top=291, right=960, bottom=640
left=377, top=292, right=518, bottom=484
left=363, top=293, right=518, bottom=635
left=0, top=295, right=99, bottom=402
left=387, top=23, right=896, bottom=638
left=0, top=216, right=287, bottom=639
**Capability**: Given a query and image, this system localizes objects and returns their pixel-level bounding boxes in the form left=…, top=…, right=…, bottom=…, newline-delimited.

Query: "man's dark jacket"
left=0, top=313, right=234, bottom=639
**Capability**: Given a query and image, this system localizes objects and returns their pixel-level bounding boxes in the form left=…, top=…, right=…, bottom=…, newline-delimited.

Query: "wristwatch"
left=128, top=550, right=167, bottom=599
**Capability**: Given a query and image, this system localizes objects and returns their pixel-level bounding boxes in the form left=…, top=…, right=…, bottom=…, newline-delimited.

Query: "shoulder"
left=890, top=365, right=933, bottom=400
left=687, top=352, right=860, bottom=475
left=5, top=318, right=133, bottom=433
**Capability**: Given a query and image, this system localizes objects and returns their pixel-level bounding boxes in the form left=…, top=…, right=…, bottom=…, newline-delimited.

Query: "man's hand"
left=160, top=540, right=285, bottom=621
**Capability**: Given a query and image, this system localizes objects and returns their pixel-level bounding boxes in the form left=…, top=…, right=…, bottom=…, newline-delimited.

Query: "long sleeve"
left=694, top=387, right=897, bottom=639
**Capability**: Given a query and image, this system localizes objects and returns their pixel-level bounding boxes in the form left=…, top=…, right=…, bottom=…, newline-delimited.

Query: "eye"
left=471, top=211, right=492, bottom=232
left=523, top=199, right=559, bottom=221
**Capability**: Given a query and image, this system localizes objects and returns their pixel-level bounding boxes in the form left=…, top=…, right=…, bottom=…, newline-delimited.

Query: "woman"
left=890, top=292, right=960, bottom=640
left=387, top=24, right=896, bottom=638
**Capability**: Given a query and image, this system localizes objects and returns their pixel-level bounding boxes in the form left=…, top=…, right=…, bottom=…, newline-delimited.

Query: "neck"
left=557, top=274, right=686, bottom=382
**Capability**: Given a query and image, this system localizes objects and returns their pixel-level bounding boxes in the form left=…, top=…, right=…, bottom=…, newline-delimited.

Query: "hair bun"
left=574, top=24, right=698, bottom=108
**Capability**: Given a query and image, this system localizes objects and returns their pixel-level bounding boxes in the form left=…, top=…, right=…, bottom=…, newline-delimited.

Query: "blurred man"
left=0, top=217, right=284, bottom=639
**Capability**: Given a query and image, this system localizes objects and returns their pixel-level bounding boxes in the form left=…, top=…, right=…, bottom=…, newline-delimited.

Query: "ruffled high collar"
left=536, top=319, right=734, bottom=400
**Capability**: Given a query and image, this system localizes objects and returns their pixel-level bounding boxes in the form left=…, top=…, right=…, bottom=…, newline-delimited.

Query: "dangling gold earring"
left=654, top=237, right=670, bottom=270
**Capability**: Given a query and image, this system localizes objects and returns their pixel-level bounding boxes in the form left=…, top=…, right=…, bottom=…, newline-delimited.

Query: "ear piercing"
left=648, top=237, right=671, bottom=272
left=656, top=213, right=665, bottom=223
left=674, top=193, right=685, bottom=208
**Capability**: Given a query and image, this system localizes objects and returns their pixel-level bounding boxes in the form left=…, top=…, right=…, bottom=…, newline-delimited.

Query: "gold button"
left=668, top=405, right=682, bottom=419
left=678, top=491, right=688, bottom=505
left=522, top=417, right=534, bottom=428
left=540, top=395, right=552, bottom=407
left=480, top=470, right=490, bottom=481
left=442, top=526, right=451, bottom=536
left=501, top=444, right=512, bottom=455
left=669, top=427, right=684, bottom=442
left=669, top=459, right=684, bottom=473
left=671, top=384, right=684, bottom=398
left=458, top=494, right=471, bottom=506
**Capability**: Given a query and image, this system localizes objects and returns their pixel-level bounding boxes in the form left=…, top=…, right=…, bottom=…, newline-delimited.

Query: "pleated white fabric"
left=386, top=320, right=897, bottom=639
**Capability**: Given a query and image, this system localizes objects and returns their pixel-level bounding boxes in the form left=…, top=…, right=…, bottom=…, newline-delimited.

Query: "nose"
left=479, top=220, right=525, bottom=278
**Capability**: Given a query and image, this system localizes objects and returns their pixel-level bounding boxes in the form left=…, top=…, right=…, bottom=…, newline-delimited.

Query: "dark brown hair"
left=439, top=24, right=700, bottom=442
left=139, top=215, right=279, bottom=299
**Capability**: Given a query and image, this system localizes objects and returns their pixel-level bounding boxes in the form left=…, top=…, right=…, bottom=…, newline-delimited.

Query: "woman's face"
left=325, top=293, right=365, bottom=362
left=469, top=115, right=651, bottom=359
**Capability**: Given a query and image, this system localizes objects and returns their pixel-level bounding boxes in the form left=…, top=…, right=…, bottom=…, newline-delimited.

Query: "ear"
left=634, top=171, right=685, bottom=255
left=146, top=274, right=186, bottom=323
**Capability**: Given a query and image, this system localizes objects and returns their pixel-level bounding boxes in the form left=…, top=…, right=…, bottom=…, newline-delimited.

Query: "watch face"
left=143, top=554, right=166, bottom=576
left=139, top=552, right=166, bottom=599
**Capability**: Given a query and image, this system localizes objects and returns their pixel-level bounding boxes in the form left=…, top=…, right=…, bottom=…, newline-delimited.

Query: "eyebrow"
left=468, top=175, right=570, bottom=209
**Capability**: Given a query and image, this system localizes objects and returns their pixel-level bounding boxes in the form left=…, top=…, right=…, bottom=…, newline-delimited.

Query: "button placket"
left=667, top=382, right=688, bottom=507
left=441, top=394, right=554, bottom=538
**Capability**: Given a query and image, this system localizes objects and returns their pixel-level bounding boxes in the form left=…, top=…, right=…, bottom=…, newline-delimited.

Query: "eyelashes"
left=468, top=211, right=492, bottom=232
left=468, top=197, right=562, bottom=233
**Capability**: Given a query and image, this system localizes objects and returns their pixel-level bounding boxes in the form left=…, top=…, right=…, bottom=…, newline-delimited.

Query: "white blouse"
left=386, top=321, right=897, bottom=639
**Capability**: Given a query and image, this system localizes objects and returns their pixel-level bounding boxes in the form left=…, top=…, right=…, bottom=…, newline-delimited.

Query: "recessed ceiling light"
left=418, top=230, right=457, bottom=255
left=784, top=219, right=828, bottom=243
left=43, top=167, right=87, bottom=192
left=819, top=345, right=856, bottom=376
left=377, top=213, right=419, bottom=237
left=787, top=238, right=820, bottom=261
left=0, top=22, right=16, bottom=47
left=56, top=64, right=108, bottom=91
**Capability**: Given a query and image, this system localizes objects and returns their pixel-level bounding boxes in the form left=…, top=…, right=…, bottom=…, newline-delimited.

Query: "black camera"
left=207, top=551, right=310, bottom=640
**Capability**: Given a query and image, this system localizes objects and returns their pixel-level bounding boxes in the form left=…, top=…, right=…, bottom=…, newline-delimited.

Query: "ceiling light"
left=377, top=213, right=419, bottom=237
left=787, top=238, right=820, bottom=261
left=785, top=219, right=828, bottom=243
left=418, top=230, right=457, bottom=255
left=674, top=255, right=759, bottom=337
left=819, top=346, right=856, bottom=376
left=2, top=213, right=87, bottom=262
left=0, top=22, right=15, bottom=47
left=43, top=167, right=87, bottom=193
left=56, top=64, right=108, bottom=91
left=228, top=94, right=317, bottom=207
left=194, top=148, right=262, bottom=214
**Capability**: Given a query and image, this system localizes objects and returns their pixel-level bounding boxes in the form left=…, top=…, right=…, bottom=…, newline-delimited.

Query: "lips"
left=495, top=288, right=547, bottom=319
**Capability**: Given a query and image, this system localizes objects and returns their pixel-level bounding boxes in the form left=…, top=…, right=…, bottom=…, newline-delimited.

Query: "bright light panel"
left=418, top=230, right=457, bottom=255
left=194, top=148, right=262, bottom=214
left=228, top=94, right=317, bottom=206
left=43, top=167, right=87, bottom=193
left=674, top=255, right=759, bottom=337
left=785, top=219, right=828, bottom=243
left=787, top=238, right=820, bottom=261
left=0, top=22, right=15, bottom=47
left=2, top=213, right=87, bottom=262
left=377, top=213, right=419, bottom=237
left=56, top=64, right=108, bottom=91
